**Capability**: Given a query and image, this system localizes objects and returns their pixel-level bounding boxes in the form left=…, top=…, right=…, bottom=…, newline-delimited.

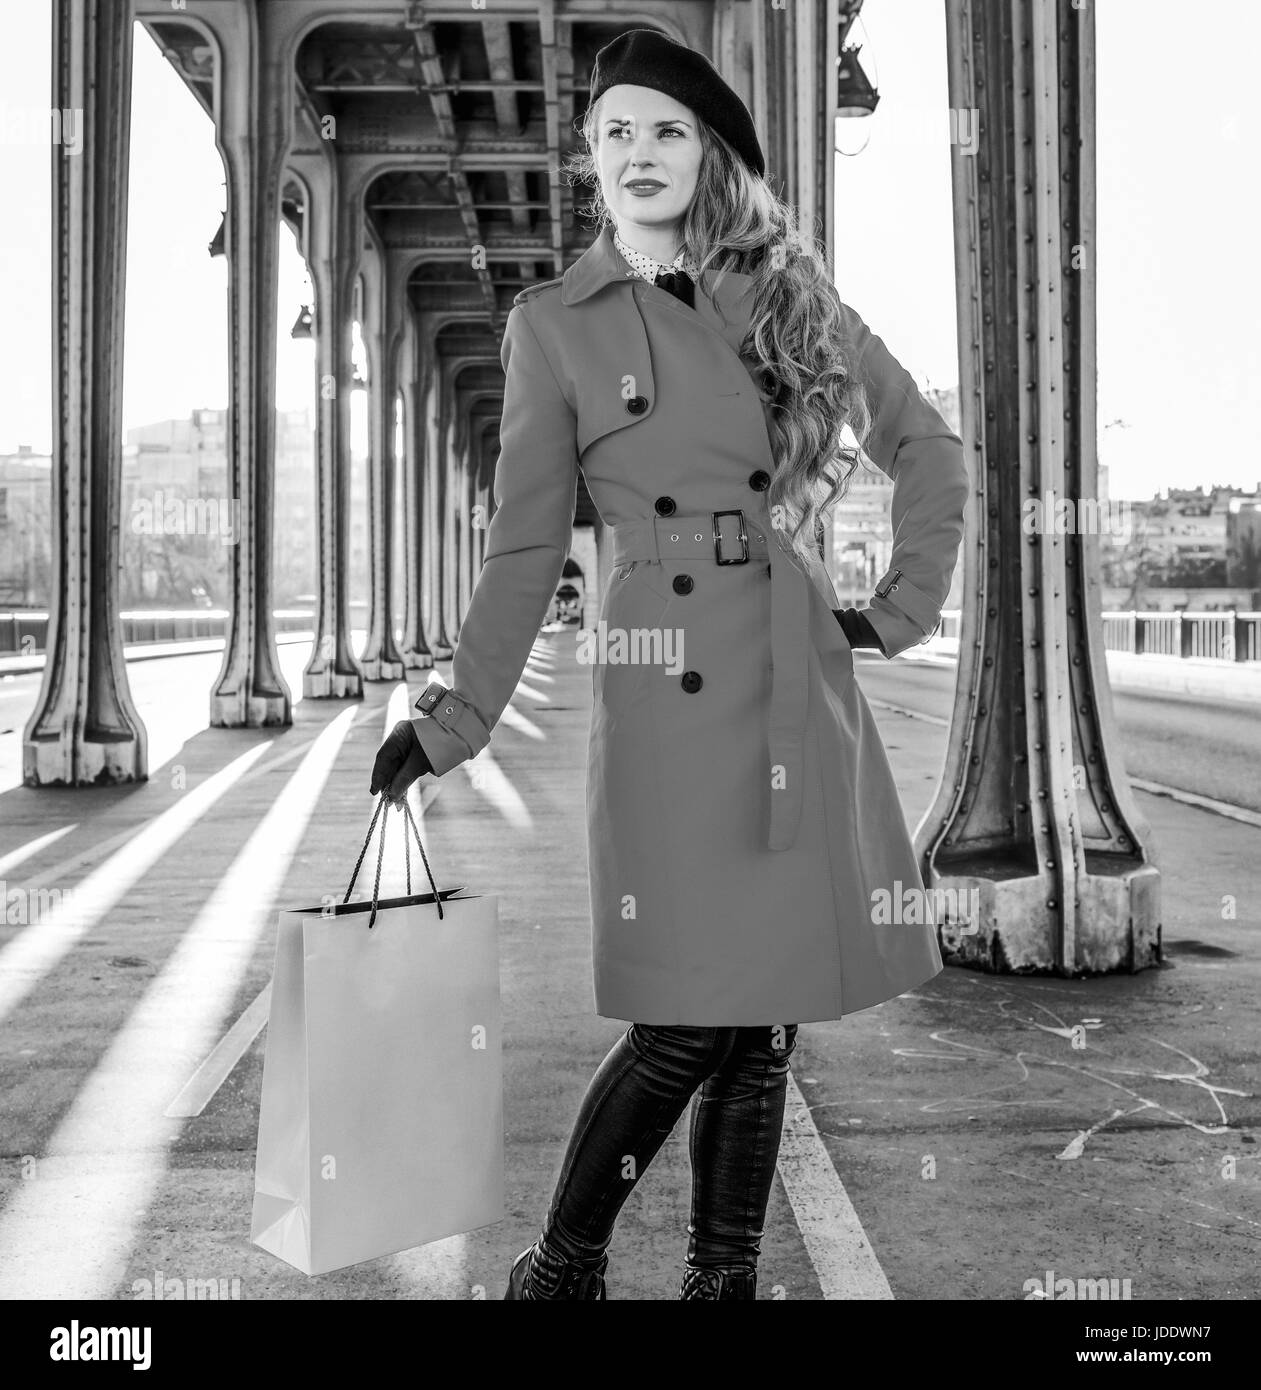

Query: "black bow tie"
left=654, top=267, right=695, bottom=308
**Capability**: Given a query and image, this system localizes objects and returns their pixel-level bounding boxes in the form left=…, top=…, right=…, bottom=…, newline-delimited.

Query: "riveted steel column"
left=454, top=427, right=471, bottom=623
left=24, top=0, right=147, bottom=785
left=302, top=170, right=363, bottom=698
left=207, top=7, right=292, bottom=727
left=920, top=0, right=1159, bottom=975
left=440, top=395, right=462, bottom=646
left=358, top=233, right=405, bottom=681
left=422, top=355, right=452, bottom=659
left=398, top=307, right=433, bottom=670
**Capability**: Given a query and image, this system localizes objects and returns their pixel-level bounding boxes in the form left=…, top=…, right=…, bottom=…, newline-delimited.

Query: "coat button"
left=748, top=469, right=771, bottom=491
left=672, top=574, right=693, bottom=595
left=654, top=496, right=677, bottom=516
left=627, top=395, right=649, bottom=415
left=681, top=670, right=703, bottom=693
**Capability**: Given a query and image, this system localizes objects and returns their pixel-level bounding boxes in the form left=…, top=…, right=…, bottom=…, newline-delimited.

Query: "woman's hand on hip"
left=369, top=720, right=434, bottom=805
left=833, top=607, right=883, bottom=650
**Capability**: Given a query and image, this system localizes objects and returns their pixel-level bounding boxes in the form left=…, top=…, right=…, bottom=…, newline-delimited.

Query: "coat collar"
left=561, top=224, right=756, bottom=319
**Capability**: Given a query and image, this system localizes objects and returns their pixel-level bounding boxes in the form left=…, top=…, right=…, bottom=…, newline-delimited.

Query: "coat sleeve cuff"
left=409, top=682, right=491, bottom=776
left=861, top=568, right=943, bottom=659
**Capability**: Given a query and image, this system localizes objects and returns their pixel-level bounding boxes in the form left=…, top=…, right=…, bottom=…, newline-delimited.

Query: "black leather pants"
left=540, top=1022, right=799, bottom=1270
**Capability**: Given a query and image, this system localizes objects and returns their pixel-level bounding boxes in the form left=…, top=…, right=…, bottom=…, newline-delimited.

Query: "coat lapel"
left=562, top=225, right=758, bottom=361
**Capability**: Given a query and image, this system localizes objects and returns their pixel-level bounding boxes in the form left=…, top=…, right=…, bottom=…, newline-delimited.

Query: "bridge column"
left=440, top=403, right=461, bottom=646
left=453, top=408, right=473, bottom=621
left=397, top=310, right=433, bottom=670
left=302, top=174, right=363, bottom=698
left=923, top=0, right=1160, bottom=975
left=208, top=15, right=292, bottom=727
left=472, top=423, right=495, bottom=575
left=421, top=356, right=452, bottom=660
left=357, top=234, right=405, bottom=681
left=464, top=432, right=479, bottom=612
left=24, top=0, right=147, bottom=785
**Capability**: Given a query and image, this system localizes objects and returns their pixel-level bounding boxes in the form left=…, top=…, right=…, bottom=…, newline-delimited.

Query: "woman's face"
left=594, top=84, right=702, bottom=238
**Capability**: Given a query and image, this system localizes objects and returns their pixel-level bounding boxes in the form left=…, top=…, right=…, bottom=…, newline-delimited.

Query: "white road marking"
left=868, top=700, right=1261, bottom=829
left=868, top=697, right=948, bottom=727
left=1128, top=777, right=1261, bottom=830
left=162, top=983, right=273, bottom=1119
left=777, top=1070, right=894, bottom=1300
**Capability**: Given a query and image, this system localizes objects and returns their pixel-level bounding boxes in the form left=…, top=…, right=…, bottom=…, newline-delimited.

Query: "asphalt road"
left=849, top=653, right=1261, bottom=816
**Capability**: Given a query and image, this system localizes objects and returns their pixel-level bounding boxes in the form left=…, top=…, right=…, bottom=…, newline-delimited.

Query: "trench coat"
left=410, top=224, right=971, bottom=1025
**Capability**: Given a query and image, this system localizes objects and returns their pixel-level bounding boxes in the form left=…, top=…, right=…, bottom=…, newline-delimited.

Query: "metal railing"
left=0, top=609, right=315, bottom=655
left=4, top=606, right=1259, bottom=664
left=934, top=610, right=1261, bottom=663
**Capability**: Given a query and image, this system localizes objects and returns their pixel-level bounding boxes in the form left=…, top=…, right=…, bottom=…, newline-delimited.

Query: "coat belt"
left=607, top=512, right=810, bottom=853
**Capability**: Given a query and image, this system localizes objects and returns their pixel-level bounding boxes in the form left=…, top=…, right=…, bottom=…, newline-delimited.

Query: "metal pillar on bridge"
left=23, top=0, right=148, bottom=787
left=358, top=227, right=406, bottom=682
left=922, top=0, right=1160, bottom=975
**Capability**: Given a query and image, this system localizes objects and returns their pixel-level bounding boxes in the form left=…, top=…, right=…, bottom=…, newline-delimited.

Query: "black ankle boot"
left=504, top=1235, right=608, bottom=1300
left=678, top=1262, right=757, bottom=1300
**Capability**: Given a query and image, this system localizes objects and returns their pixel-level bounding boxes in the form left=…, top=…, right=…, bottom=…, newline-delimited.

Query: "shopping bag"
left=250, top=794, right=504, bottom=1275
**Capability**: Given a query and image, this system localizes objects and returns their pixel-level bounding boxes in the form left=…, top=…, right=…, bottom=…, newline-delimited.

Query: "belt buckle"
left=712, top=509, right=749, bottom=565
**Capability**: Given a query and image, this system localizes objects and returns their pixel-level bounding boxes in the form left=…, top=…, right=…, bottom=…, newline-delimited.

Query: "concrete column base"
left=209, top=690, right=291, bottom=728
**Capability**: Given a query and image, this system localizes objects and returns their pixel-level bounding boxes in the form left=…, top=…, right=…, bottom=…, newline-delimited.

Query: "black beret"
left=588, top=28, right=766, bottom=179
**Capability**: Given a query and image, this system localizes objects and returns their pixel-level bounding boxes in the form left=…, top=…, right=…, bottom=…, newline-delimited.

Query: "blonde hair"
left=565, top=93, right=872, bottom=568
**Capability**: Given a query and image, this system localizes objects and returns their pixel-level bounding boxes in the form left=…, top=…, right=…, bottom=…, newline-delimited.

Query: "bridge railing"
left=4, top=607, right=1261, bottom=663
left=0, top=609, right=315, bottom=655
left=933, top=610, right=1261, bottom=663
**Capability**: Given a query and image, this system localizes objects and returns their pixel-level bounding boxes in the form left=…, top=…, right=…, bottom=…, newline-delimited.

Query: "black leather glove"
left=833, top=607, right=884, bottom=651
left=369, top=719, right=434, bottom=805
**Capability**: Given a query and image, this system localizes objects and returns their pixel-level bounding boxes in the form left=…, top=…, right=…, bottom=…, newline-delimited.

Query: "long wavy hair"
left=564, top=92, right=873, bottom=569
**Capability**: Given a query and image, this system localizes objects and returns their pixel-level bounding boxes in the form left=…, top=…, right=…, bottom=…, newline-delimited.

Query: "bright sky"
left=0, top=0, right=1258, bottom=503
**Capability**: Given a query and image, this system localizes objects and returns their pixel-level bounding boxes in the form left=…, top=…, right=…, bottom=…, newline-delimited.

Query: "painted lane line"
left=868, top=697, right=948, bottom=727
left=777, top=1070, right=894, bottom=1300
left=162, top=983, right=272, bottom=1119
left=1128, top=777, right=1261, bottom=830
left=868, top=699, right=1261, bottom=829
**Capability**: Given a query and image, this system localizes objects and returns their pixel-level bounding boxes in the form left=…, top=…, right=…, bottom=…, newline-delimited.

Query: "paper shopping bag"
left=250, top=800, right=503, bottom=1276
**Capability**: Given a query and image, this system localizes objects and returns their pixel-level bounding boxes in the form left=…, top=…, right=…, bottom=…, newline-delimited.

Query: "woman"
left=370, top=28, right=970, bottom=1299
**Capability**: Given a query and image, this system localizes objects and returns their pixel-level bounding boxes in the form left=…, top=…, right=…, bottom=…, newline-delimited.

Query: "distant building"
left=1099, top=484, right=1261, bottom=603
left=829, top=384, right=965, bottom=613
left=0, top=445, right=54, bottom=607
left=122, top=407, right=315, bottom=607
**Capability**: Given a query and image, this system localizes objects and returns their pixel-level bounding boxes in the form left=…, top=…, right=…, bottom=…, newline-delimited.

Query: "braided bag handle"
left=343, top=793, right=444, bottom=928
